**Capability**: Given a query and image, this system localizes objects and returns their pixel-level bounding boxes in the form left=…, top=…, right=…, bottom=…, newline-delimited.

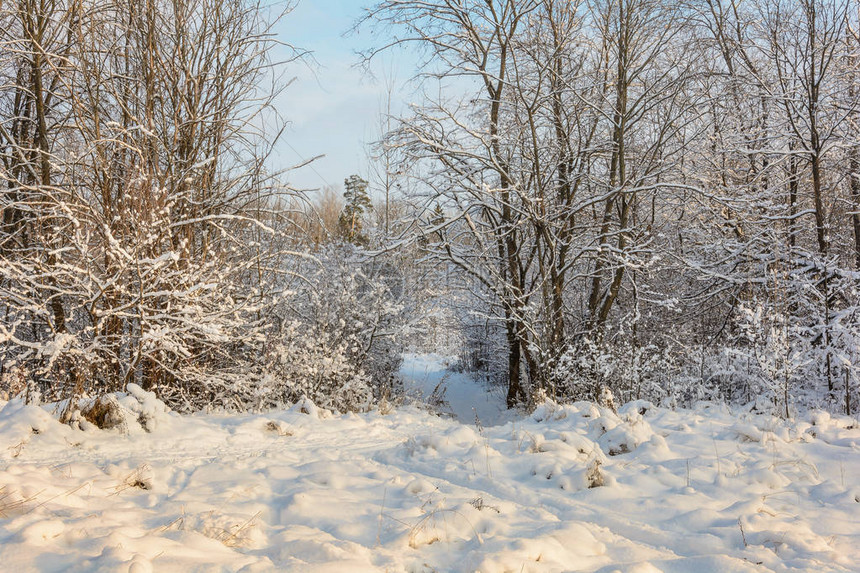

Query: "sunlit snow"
left=0, top=355, right=858, bottom=572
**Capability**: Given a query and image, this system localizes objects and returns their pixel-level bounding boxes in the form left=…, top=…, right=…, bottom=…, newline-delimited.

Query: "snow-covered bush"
left=549, top=334, right=676, bottom=405
left=264, top=321, right=375, bottom=411
left=0, top=0, right=293, bottom=412
left=735, top=302, right=812, bottom=417
left=262, top=246, right=406, bottom=412
left=664, top=346, right=748, bottom=408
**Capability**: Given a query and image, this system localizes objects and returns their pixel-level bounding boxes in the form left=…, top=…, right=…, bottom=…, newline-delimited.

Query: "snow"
left=0, top=355, right=858, bottom=572
left=399, top=352, right=514, bottom=426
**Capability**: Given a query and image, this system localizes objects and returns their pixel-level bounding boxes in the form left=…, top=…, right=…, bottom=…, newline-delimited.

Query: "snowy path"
left=399, top=353, right=512, bottom=426
left=0, top=361, right=858, bottom=571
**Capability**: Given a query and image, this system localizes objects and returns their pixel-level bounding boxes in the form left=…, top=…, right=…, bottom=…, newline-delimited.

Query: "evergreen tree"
left=339, top=175, right=372, bottom=243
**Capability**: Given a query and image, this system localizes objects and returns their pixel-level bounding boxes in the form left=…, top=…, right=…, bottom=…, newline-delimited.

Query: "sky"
left=269, top=0, right=412, bottom=193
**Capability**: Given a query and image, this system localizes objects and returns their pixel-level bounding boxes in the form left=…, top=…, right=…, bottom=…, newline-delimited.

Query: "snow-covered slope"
left=0, top=360, right=858, bottom=572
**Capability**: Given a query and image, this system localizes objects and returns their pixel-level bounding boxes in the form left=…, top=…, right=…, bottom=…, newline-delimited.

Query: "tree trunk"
left=505, top=312, right=524, bottom=407
left=850, top=150, right=860, bottom=270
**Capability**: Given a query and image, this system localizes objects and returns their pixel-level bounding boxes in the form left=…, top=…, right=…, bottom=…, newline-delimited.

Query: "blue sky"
left=270, top=0, right=412, bottom=193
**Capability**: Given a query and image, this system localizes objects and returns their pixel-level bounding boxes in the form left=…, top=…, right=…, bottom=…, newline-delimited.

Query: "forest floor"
left=0, top=354, right=858, bottom=572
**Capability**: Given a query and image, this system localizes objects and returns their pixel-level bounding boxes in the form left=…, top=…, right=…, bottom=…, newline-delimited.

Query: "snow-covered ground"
left=0, top=355, right=858, bottom=572
left=399, top=352, right=513, bottom=426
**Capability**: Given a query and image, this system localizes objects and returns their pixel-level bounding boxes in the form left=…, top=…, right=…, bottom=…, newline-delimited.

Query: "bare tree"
left=0, top=0, right=301, bottom=409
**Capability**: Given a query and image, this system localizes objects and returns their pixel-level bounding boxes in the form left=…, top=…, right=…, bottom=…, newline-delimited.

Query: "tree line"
left=2, top=0, right=859, bottom=418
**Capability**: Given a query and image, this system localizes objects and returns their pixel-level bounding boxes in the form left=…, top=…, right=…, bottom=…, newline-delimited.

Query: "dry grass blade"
left=219, top=511, right=262, bottom=548
left=0, top=486, right=27, bottom=518
left=110, top=464, right=153, bottom=495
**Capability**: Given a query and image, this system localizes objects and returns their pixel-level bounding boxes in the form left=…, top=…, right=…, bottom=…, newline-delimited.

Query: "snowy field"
left=0, top=356, right=858, bottom=572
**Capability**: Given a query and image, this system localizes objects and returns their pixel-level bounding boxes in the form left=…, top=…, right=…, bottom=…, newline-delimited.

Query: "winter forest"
left=1, top=0, right=860, bottom=570
left=3, top=0, right=860, bottom=417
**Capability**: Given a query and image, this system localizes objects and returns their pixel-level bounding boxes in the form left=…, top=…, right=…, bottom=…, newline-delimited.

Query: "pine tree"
left=339, top=175, right=372, bottom=243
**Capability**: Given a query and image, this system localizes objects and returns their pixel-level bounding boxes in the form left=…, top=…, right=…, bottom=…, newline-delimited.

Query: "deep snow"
left=0, top=355, right=858, bottom=572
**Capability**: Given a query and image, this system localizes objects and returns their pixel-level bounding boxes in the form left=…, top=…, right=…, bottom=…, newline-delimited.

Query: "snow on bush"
left=549, top=335, right=675, bottom=405
left=262, top=246, right=406, bottom=412
left=264, top=321, right=374, bottom=412
left=77, top=383, right=173, bottom=433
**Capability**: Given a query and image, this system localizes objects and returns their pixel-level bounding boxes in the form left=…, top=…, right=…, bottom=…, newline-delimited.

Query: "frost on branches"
left=262, top=246, right=406, bottom=413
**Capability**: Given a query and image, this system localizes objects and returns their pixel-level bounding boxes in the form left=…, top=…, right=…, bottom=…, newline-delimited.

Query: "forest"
left=2, top=0, right=860, bottom=419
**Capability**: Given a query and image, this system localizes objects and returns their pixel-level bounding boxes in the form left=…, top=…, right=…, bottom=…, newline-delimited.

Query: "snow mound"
left=531, top=398, right=656, bottom=457
left=78, top=383, right=173, bottom=433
